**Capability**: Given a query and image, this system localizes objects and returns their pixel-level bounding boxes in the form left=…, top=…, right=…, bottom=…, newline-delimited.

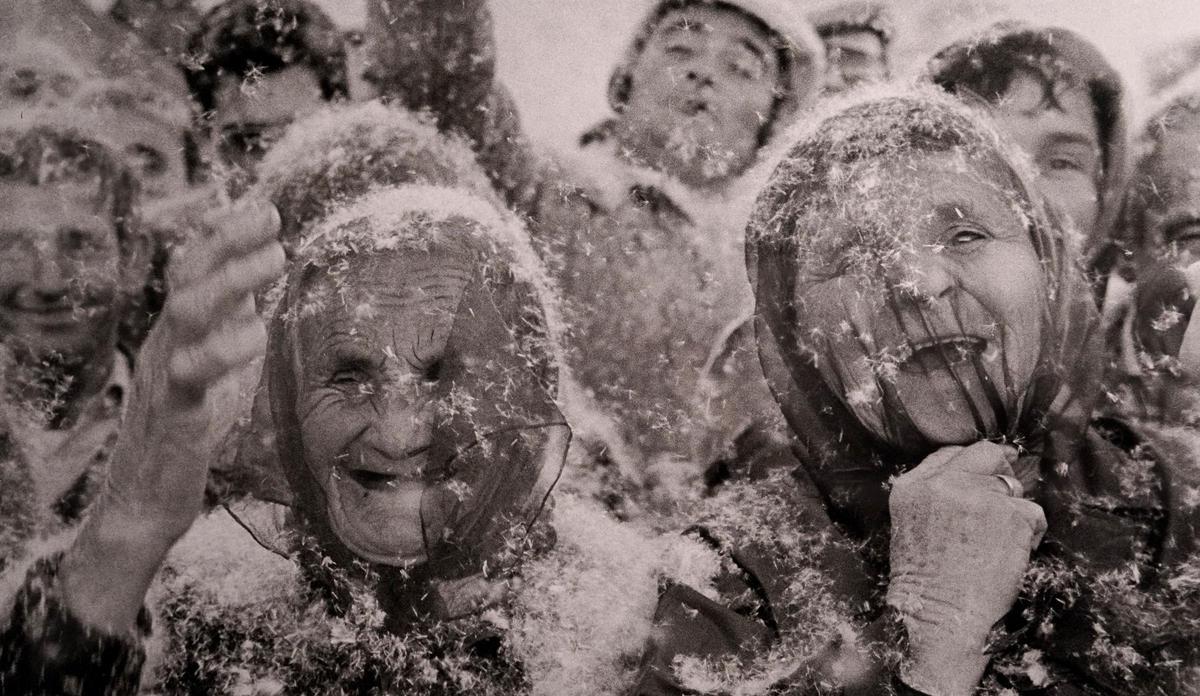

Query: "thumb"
left=946, top=440, right=1018, bottom=477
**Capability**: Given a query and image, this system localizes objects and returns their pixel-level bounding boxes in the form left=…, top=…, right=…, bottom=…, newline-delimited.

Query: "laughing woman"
left=632, top=89, right=1200, bottom=696
left=1, top=106, right=707, bottom=695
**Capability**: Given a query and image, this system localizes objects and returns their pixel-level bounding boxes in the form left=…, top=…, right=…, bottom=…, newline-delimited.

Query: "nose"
left=30, top=251, right=70, bottom=303
left=367, top=390, right=436, bottom=460
left=893, top=251, right=956, bottom=304
left=685, top=64, right=715, bottom=88
left=825, top=63, right=847, bottom=92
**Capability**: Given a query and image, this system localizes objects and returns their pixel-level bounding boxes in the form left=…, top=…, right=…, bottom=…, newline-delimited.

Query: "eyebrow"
left=932, top=202, right=974, bottom=224
left=1046, top=132, right=1100, bottom=149
left=661, top=18, right=707, bottom=35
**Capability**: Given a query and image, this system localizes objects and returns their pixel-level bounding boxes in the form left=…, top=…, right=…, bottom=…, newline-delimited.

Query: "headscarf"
left=265, top=184, right=569, bottom=592
left=746, top=86, right=1102, bottom=540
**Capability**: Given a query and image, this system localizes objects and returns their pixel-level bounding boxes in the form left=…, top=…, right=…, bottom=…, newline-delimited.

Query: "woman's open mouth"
left=336, top=444, right=431, bottom=491
left=895, top=334, right=988, bottom=374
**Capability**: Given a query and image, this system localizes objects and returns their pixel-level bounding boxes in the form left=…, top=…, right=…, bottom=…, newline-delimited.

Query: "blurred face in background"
left=1137, top=109, right=1200, bottom=266
left=619, top=4, right=781, bottom=188
left=821, top=29, right=887, bottom=93
left=213, top=66, right=327, bottom=195
left=988, top=69, right=1102, bottom=241
left=0, top=181, right=123, bottom=362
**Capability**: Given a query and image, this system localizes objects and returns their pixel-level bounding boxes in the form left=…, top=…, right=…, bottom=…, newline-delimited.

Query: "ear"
left=607, top=69, right=632, bottom=114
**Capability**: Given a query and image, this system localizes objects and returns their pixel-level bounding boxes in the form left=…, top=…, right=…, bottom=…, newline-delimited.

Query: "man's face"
left=989, top=69, right=1102, bottom=242
left=822, top=29, right=886, bottom=93
left=0, top=182, right=123, bottom=362
left=621, top=5, right=781, bottom=188
left=213, top=65, right=326, bottom=193
left=103, top=111, right=189, bottom=201
left=294, top=247, right=564, bottom=567
left=1139, top=110, right=1200, bottom=266
left=796, top=154, right=1045, bottom=445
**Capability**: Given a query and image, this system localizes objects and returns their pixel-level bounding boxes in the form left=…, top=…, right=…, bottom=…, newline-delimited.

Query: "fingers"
left=1012, top=498, right=1048, bottom=551
left=170, top=201, right=281, bottom=288
left=165, top=241, right=285, bottom=341
left=946, top=440, right=1017, bottom=476
left=168, top=317, right=269, bottom=401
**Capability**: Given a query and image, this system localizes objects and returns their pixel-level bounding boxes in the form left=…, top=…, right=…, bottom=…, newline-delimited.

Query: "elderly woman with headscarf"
left=2, top=103, right=713, bottom=695
left=631, top=88, right=1200, bottom=696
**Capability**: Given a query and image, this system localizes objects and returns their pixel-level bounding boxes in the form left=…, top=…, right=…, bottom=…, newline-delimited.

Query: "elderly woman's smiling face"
left=292, top=243, right=556, bottom=566
left=795, top=151, right=1046, bottom=445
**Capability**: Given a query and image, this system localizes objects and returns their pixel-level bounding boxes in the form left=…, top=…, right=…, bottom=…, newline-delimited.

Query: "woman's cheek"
left=301, top=398, right=366, bottom=478
left=979, top=245, right=1046, bottom=386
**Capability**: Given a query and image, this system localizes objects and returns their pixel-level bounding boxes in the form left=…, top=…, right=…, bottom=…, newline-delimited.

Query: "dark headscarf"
left=747, top=87, right=1102, bottom=539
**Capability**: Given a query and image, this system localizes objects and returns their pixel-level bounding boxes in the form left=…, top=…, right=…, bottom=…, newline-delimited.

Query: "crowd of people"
left=0, top=0, right=1199, bottom=694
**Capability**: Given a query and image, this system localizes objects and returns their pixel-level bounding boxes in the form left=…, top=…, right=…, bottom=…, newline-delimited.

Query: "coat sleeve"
left=626, top=472, right=905, bottom=696
left=0, top=553, right=148, bottom=696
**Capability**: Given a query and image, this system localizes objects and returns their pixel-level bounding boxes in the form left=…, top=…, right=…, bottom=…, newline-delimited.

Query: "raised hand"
left=886, top=441, right=1047, bottom=696
left=60, top=200, right=284, bottom=634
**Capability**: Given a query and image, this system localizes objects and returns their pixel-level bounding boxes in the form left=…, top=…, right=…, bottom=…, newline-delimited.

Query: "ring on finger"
left=993, top=474, right=1023, bottom=498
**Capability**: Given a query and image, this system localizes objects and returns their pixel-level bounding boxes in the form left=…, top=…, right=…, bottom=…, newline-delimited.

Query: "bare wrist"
left=59, top=506, right=179, bottom=633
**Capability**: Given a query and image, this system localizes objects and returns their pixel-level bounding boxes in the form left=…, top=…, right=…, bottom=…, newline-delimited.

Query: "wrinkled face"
left=213, top=66, right=326, bottom=195
left=822, top=30, right=886, bottom=93
left=294, top=247, right=563, bottom=566
left=0, top=182, right=122, bottom=362
left=1139, top=109, right=1200, bottom=266
left=795, top=153, right=1045, bottom=445
left=989, top=69, right=1102, bottom=241
left=621, top=4, right=781, bottom=187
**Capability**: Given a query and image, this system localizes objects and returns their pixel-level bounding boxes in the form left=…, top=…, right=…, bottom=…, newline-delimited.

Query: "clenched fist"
left=886, top=441, right=1047, bottom=696
left=61, top=201, right=285, bottom=633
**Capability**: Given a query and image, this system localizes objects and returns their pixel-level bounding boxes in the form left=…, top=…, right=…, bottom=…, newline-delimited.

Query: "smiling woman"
left=633, top=88, right=1200, bottom=696
left=268, top=187, right=568, bottom=577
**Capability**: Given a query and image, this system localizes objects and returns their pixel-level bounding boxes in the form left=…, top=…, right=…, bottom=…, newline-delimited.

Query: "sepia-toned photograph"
left=1, top=0, right=1200, bottom=693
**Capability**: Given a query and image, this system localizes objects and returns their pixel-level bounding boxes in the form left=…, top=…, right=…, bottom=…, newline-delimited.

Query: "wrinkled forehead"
left=1145, top=107, right=1200, bottom=193
left=788, top=148, right=1028, bottom=254
left=298, top=242, right=479, bottom=312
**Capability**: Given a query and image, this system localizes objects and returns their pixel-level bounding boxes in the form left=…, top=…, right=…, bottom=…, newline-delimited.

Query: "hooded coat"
left=364, top=0, right=826, bottom=508
left=630, top=90, right=1200, bottom=696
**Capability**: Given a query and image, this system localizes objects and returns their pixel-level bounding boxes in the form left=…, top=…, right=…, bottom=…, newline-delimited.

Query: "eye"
left=1165, top=220, right=1200, bottom=242
left=665, top=44, right=695, bottom=59
left=1046, top=155, right=1084, bottom=172
left=331, top=368, right=368, bottom=386
left=945, top=225, right=990, bottom=249
left=125, top=143, right=168, bottom=178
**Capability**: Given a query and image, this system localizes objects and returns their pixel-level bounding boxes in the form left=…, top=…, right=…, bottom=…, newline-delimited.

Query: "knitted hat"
left=607, top=0, right=825, bottom=126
